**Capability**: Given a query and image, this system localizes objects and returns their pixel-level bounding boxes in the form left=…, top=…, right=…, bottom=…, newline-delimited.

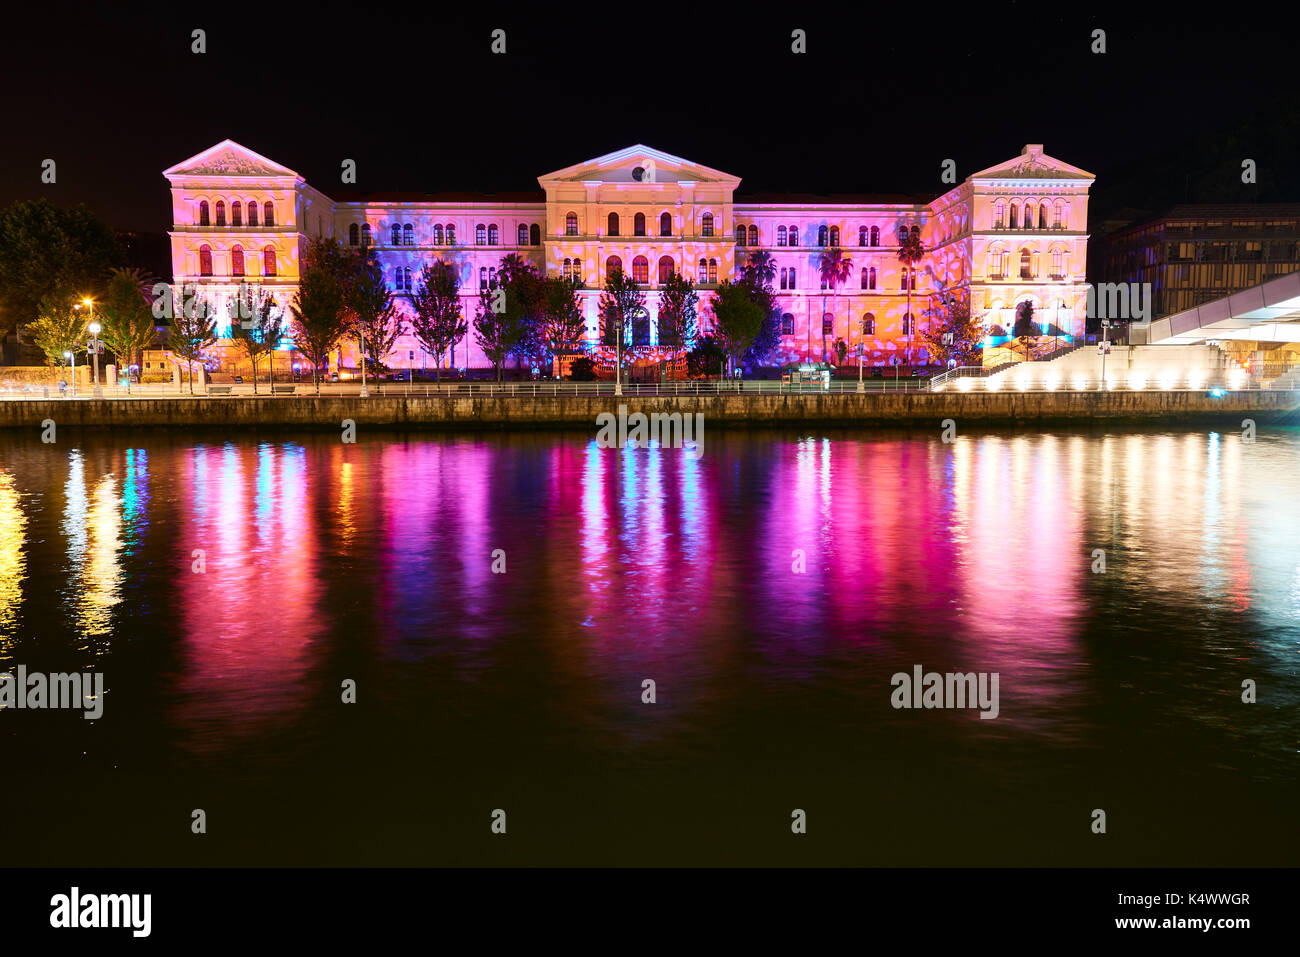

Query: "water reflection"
left=0, top=470, right=26, bottom=652
left=0, top=427, right=1294, bottom=771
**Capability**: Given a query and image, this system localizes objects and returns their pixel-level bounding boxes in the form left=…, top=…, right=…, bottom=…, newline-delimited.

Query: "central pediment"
left=538, top=145, right=741, bottom=188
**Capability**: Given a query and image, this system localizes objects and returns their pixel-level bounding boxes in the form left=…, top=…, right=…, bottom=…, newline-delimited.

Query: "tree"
left=686, top=334, right=727, bottom=380
left=539, top=276, right=587, bottom=370
left=568, top=356, right=597, bottom=381
left=96, top=267, right=157, bottom=376
left=918, top=298, right=983, bottom=367
left=656, top=271, right=698, bottom=353
left=738, top=250, right=782, bottom=366
left=1012, top=301, right=1040, bottom=362
left=229, top=282, right=285, bottom=394
left=598, top=266, right=646, bottom=383
left=497, top=254, right=546, bottom=376
left=168, top=294, right=217, bottom=394
left=710, top=280, right=765, bottom=376
left=25, top=292, right=88, bottom=383
left=0, top=199, right=122, bottom=339
left=834, top=338, right=848, bottom=366
left=897, top=229, right=926, bottom=367
left=289, top=238, right=351, bottom=394
left=348, top=248, right=400, bottom=376
left=409, top=260, right=467, bottom=380
left=817, top=246, right=853, bottom=364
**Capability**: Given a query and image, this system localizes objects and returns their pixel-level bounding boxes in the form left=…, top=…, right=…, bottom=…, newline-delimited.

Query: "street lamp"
left=63, top=350, right=75, bottom=397
left=359, top=330, right=368, bottom=398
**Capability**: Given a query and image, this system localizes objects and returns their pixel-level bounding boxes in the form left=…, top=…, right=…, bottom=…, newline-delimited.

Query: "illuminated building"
left=164, top=141, right=1093, bottom=374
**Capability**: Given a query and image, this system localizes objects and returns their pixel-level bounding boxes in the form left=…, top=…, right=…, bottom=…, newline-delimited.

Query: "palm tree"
left=817, top=246, right=853, bottom=365
left=897, top=229, right=926, bottom=371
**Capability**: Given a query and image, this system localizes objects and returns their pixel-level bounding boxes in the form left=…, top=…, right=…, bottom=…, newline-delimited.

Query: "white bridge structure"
left=1130, top=270, right=1300, bottom=345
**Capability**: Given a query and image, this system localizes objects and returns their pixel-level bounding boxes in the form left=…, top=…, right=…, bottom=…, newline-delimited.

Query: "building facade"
left=1094, top=204, right=1300, bottom=321
left=163, top=141, right=1094, bottom=374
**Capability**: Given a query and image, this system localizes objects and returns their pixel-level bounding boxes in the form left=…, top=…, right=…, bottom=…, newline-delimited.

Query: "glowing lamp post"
left=63, top=350, right=75, bottom=396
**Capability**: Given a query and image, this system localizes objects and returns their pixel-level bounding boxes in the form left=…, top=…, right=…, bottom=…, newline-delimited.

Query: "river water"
left=0, top=426, right=1297, bottom=865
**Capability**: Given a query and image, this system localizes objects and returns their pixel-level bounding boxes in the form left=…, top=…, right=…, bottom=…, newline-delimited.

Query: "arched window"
left=480, top=266, right=488, bottom=289
left=658, top=256, right=674, bottom=284
left=566, top=212, right=578, bottom=236
left=475, top=224, right=486, bottom=245
left=1053, top=202, right=1064, bottom=229
left=1020, top=249, right=1032, bottom=279
left=900, top=267, right=910, bottom=290
left=404, top=223, right=414, bottom=245
left=859, top=226, right=868, bottom=246
left=898, top=225, right=908, bottom=244
left=572, top=258, right=582, bottom=282
left=708, top=259, right=718, bottom=283
left=634, top=212, right=646, bottom=236
left=394, top=267, right=404, bottom=289
left=699, top=258, right=708, bottom=281
left=199, top=244, right=213, bottom=276
left=231, top=245, right=244, bottom=276
left=1038, top=204, right=1048, bottom=229
left=781, top=314, right=795, bottom=335
left=660, top=212, right=672, bottom=237
left=518, top=224, right=528, bottom=246
left=789, top=225, right=799, bottom=246
left=748, top=225, right=758, bottom=246
left=870, top=226, right=879, bottom=247
left=606, top=255, right=623, bottom=277
left=246, top=202, right=257, bottom=227
left=632, top=256, right=649, bottom=283
left=607, top=212, right=620, bottom=236
left=735, top=225, right=747, bottom=245
left=530, top=223, right=540, bottom=245
left=391, top=224, right=402, bottom=245
left=902, top=313, right=913, bottom=335
left=564, top=257, right=572, bottom=273
left=778, top=225, right=788, bottom=247
left=860, top=267, right=869, bottom=290
left=779, top=268, right=787, bottom=290
left=702, top=212, right=714, bottom=237
left=1052, top=247, right=1065, bottom=278
left=488, top=267, right=496, bottom=287
left=1025, top=204, right=1036, bottom=229
left=263, top=202, right=274, bottom=226
left=488, top=224, right=499, bottom=246
left=215, top=201, right=226, bottom=226
left=829, top=226, right=840, bottom=246
left=862, top=313, right=876, bottom=336
left=818, top=225, right=828, bottom=246
left=788, top=267, right=797, bottom=288
left=868, top=266, right=877, bottom=290
left=995, top=201, right=1006, bottom=229
left=405, top=267, right=413, bottom=291
left=445, top=224, right=455, bottom=244
left=434, top=224, right=444, bottom=244
left=1009, top=203, right=1018, bottom=229
left=231, top=201, right=242, bottom=226
left=822, top=314, right=834, bottom=335
left=349, top=223, right=359, bottom=246
left=198, top=200, right=210, bottom=226
left=361, top=223, right=371, bottom=247
left=263, top=245, right=276, bottom=276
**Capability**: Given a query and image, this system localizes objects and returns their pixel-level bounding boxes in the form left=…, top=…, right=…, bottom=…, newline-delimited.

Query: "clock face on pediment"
left=537, top=144, right=741, bottom=188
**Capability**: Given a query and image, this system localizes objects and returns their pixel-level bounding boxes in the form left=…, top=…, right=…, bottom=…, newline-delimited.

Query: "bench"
left=271, top=385, right=296, bottom=394
left=207, top=385, right=233, bottom=395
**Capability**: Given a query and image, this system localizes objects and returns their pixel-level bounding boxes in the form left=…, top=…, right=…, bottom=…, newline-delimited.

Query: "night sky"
left=3, top=2, right=1297, bottom=234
